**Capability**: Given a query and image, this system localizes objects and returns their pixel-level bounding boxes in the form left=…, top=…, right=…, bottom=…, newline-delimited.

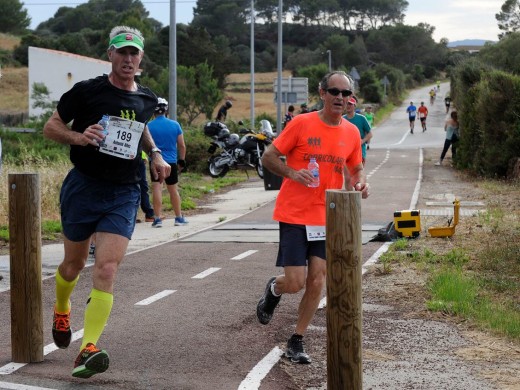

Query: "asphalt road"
left=0, top=83, right=451, bottom=390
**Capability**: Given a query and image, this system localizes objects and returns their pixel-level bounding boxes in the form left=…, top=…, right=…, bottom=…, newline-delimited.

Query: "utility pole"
left=327, top=50, right=332, bottom=72
left=276, top=0, right=283, bottom=133
left=169, top=0, right=177, bottom=120
left=250, top=0, right=255, bottom=127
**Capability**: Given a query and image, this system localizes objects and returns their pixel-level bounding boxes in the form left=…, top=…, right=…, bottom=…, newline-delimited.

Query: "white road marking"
left=192, top=267, right=221, bottom=279
left=231, top=250, right=258, bottom=260
left=409, top=148, right=423, bottom=210
left=0, top=330, right=83, bottom=375
left=392, top=128, right=413, bottom=146
left=366, top=149, right=390, bottom=179
left=318, top=241, right=392, bottom=310
left=135, top=290, right=176, bottom=306
left=0, top=381, right=57, bottom=390
left=237, top=347, right=284, bottom=390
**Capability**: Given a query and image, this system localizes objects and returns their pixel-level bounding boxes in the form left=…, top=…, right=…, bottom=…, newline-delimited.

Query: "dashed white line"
left=409, top=148, right=423, bottom=210
left=0, top=330, right=83, bottom=375
left=231, top=250, right=258, bottom=260
left=0, top=381, right=57, bottom=390
left=192, top=267, right=221, bottom=279
left=237, top=347, right=284, bottom=390
left=366, top=149, right=390, bottom=179
left=135, top=290, right=176, bottom=306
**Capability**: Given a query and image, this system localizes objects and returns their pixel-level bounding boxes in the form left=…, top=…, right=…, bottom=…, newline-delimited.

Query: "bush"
left=451, top=58, right=520, bottom=178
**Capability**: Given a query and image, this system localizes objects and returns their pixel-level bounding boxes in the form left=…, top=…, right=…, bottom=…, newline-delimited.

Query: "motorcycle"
left=204, top=119, right=275, bottom=178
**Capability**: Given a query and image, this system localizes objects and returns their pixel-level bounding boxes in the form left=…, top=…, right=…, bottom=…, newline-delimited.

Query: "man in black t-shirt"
left=43, top=25, right=170, bottom=379
left=216, top=100, right=232, bottom=122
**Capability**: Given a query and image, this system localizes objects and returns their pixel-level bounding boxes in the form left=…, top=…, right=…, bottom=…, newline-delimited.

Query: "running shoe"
left=152, top=217, right=162, bottom=228
left=256, top=277, right=281, bottom=325
left=174, top=216, right=188, bottom=226
left=72, top=343, right=109, bottom=378
left=285, top=334, right=311, bottom=364
left=145, top=216, right=155, bottom=222
left=52, top=308, right=72, bottom=349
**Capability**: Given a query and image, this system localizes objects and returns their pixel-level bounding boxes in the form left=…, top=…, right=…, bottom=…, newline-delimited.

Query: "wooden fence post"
left=8, top=173, right=43, bottom=363
left=326, top=190, right=363, bottom=389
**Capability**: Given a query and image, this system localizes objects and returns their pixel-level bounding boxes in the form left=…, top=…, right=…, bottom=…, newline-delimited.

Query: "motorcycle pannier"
left=204, top=122, right=227, bottom=137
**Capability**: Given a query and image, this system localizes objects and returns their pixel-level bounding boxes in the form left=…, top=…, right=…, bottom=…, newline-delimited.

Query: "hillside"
left=448, top=39, right=495, bottom=47
left=0, top=67, right=28, bottom=113
left=0, top=65, right=290, bottom=125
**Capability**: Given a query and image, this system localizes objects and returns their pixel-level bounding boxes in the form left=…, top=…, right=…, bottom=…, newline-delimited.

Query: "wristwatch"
left=150, top=147, right=162, bottom=155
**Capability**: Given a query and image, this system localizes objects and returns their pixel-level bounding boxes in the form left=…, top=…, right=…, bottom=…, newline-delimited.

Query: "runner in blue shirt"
left=406, top=102, right=417, bottom=134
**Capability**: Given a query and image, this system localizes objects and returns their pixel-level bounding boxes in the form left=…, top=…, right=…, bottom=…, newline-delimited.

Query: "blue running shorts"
left=60, top=168, right=140, bottom=241
left=276, top=222, right=326, bottom=267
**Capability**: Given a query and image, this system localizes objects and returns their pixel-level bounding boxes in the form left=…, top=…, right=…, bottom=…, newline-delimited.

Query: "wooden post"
left=326, top=190, right=363, bottom=389
left=8, top=173, right=44, bottom=363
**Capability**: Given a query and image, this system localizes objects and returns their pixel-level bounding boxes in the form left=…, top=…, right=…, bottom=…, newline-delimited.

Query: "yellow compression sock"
left=55, top=269, right=79, bottom=313
left=80, top=288, right=113, bottom=350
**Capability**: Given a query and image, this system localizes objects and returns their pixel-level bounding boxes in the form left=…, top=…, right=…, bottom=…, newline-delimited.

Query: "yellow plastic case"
left=393, top=210, right=421, bottom=238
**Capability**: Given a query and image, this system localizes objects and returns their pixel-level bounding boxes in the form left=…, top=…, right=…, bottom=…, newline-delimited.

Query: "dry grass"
left=0, top=161, right=70, bottom=226
left=0, top=67, right=28, bottom=113
left=208, top=71, right=297, bottom=126
left=0, top=33, right=20, bottom=51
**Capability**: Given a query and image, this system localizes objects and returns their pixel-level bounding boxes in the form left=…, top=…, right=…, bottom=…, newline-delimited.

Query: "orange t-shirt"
left=272, top=111, right=362, bottom=225
left=418, top=105, right=428, bottom=118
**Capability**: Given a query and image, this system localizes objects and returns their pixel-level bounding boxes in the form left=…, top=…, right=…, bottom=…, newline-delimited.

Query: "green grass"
left=0, top=220, right=63, bottom=241
left=379, top=205, right=520, bottom=342
left=157, top=172, right=247, bottom=213
left=427, top=269, right=520, bottom=339
left=426, top=270, right=479, bottom=315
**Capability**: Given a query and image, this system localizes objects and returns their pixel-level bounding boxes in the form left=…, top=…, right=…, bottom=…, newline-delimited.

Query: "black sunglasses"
left=326, top=88, right=352, bottom=97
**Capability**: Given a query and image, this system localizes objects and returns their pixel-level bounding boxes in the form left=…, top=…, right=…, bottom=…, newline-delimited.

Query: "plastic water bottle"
left=308, top=157, right=320, bottom=187
left=98, top=114, right=109, bottom=147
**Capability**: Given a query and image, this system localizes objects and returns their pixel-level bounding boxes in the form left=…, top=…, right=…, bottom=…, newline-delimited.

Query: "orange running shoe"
left=52, top=308, right=72, bottom=349
left=72, top=343, right=109, bottom=378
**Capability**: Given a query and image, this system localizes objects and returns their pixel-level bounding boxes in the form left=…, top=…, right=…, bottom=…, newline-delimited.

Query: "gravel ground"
left=277, top=149, right=520, bottom=390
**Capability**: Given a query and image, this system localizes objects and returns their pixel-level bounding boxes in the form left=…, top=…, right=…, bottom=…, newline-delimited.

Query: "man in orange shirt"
left=257, top=71, right=370, bottom=364
left=418, top=101, right=429, bottom=132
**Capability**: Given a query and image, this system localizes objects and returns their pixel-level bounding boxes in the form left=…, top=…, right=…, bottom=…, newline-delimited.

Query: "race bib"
left=99, top=116, right=144, bottom=159
left=420, top=113, right=426, bottom=118
left=306, top=225, right=326, bottom=241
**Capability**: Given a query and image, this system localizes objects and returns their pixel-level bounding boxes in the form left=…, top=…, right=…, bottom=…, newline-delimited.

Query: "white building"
left=28, top=47, right=113, bottom=117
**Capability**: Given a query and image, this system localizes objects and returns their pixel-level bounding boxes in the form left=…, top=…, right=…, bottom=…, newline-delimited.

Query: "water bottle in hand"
left=308, top=157, right=320, bottom=187
left=97, top=114, right=109, bottom=148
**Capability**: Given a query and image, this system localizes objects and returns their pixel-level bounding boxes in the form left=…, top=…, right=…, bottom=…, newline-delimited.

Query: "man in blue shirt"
left=147, top=98, right=188, bottom=227
left=406, top=101, right=417, bottom=134
left=343, top=96, right=372, bottom=166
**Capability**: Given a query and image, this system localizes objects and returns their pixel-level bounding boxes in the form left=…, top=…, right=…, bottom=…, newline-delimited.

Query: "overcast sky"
left=25, top=0, right=503, bottom=43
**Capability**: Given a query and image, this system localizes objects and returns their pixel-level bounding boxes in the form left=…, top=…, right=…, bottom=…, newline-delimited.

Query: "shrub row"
left=451, top=58, right=520, bottom=179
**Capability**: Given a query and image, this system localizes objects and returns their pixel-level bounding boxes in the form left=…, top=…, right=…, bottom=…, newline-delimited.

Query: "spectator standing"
left=300, top=102, right=309, bottom=114
left=147, top=98, right=188, bottom=227
left=435, top=111, right=460, bottom=166
left=343, top=96, right=372, bottom=166
left=406, top=102, right=417, bottom=134
left=444, top=94, right=451, bottom=113
left=43, top=25, right=170, bottom=378
left=256, top=70, right=370, bottom=364
left=216, top=100, right=232, bottom=122
left=284, top=105, right=295, bottom=128
left=417, top=102, right=429, bottom=132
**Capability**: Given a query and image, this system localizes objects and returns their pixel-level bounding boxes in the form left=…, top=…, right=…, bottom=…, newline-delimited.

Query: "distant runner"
left=406, top=101, right=417, bottom=134
left=417, top=102, right=428, bottom=132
